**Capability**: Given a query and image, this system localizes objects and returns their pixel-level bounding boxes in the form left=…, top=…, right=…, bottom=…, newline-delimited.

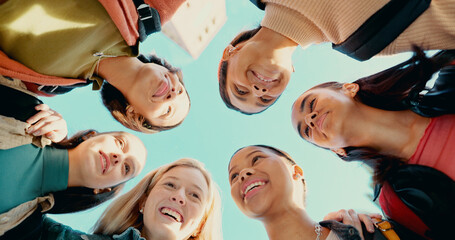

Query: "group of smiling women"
left=0, top=0, right=454, bottom=240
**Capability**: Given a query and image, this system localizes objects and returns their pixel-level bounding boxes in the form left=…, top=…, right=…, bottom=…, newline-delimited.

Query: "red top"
left=408, top=114, right=455, bottom=180
left=379, top=114, right=455, bottom=239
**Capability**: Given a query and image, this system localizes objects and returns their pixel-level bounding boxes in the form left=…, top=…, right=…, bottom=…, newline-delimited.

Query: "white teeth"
left=244, top=181, right=265, bottom=195
left=101, top=154, right=107, bottom=171
left=254, top=72, right=276, bottom=82
left=161, top=208, right=182, bottom=222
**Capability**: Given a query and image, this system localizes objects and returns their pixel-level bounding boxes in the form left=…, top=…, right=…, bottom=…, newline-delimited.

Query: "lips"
left=317, top=112, right=328, bottom=132
left=242, top=179, right=267, bottom=200
left=252, top=71, right=278, bottom=83
left=99, top=151, right=110, bottom=174
left=153, top=79, right=170, bottom=97
left=160, top=207, right=184, bottom=223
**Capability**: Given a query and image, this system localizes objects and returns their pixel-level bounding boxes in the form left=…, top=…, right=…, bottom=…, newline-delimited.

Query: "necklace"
left=315, top=223, right=322, bottom=240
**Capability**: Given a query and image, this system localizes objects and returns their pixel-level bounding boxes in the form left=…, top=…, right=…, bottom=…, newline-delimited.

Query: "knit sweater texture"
left=262, top=0, right=455, bottom=55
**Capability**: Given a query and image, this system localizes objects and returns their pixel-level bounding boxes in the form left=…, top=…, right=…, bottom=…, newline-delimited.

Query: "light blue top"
left=0, top=144, right=68, bottom=213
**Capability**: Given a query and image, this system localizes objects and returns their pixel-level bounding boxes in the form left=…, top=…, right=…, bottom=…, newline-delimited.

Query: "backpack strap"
left=386, top=165, right=455, bottom=240
left=132, top=0, right=162, bottom=42
left=406, top=50, right=455, bottom=117
left=0, top=84, right=42, bottom=122
left=333, top=0, right=431, bottom=61
left=249, top=0, right=266, bottom=10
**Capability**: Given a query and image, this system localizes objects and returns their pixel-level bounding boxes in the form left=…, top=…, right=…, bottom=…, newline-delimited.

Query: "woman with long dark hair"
left=0, top=0, right=189, bottom=133
left=291, top=49, right=455, bottom=239
left=218, top=0, right=455, bottom=114
left=0, top=83, right=147, bottom=238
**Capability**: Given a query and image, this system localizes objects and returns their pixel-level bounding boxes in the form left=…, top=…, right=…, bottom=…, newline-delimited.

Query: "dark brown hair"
left=101, top=54, right=189, bottom=133
left=48, top=130, right=124, bottom=213
left=308, top=47, right=455, bottom=183
left=218, top=26, right=263, bottom=115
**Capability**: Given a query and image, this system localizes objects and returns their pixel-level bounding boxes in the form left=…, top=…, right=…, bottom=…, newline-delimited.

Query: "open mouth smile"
left=99, top=151, right=110, bottom=174
left=153, top=77, right=170, bottom=98
left=252, top=71, right=278, bottom=83
left=160, top=207, right=184, bottom=223
left=242, top=179, right=268, bottom=200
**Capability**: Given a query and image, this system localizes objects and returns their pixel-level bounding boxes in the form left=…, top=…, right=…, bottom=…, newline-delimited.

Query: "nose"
left=165, top=79, right=184, bottom=100
left=171, top=190, right=186, bottom=205
left=304, top=112, right=317, bottom=129
left=251, top=84, right=267, bottom=97
left=111, top=153, right=123, bottom=165
left=239, top=168, right=254, bottom=181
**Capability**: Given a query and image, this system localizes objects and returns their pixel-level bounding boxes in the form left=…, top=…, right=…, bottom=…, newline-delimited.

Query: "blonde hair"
left=93, top=158, right=223, bottom=240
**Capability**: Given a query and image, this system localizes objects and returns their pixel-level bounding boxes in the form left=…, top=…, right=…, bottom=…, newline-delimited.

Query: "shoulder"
left=112, top=227, right=145, bottom=240
left=42, top=217, right=112, bottom=240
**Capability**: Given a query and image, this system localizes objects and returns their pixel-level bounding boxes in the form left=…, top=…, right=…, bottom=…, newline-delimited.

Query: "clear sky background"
left=46, top=0, right=415, bottom=239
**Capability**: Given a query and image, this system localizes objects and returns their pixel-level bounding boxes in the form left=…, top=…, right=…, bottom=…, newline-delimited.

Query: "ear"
left=342, top=83, right=359, bottom=97
left=293, top=165, right=304, bottom=180
left=221, top=44, right=244, bottom=61
left=82, top=131, right=97, bottom=141
left=331, top=148, right=347, bottom=157
left=93, top=187, right=112, bottom=195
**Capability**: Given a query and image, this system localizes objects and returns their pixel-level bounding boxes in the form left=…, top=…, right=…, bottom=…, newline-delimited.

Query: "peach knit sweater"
left=262, top=0, right=455, bottom=55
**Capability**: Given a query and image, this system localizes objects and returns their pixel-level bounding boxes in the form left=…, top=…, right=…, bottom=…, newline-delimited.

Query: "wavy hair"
left=93, top=158, right=223, bottom=240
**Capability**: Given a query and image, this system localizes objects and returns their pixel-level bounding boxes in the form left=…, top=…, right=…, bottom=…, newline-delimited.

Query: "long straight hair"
left=47, top=130, right=123, bottom=213
left=93, top=158, right=223, bottom=240
left=308, top=48, right=455, bottom=183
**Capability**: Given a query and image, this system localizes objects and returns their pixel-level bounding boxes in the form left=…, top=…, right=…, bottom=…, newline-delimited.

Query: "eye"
left=161, top=106, right=171, bottom=118
left=116, top=137, right=125, bottom=150
left=235, top=85, right=248, bottom=95
left=230, top=173, right=238, bottom=182
left=309, top=98, right=316, bottom=112
left=252, top=155, right=263, bottom=164
left=260, top=97, right=273, bottom=103
left=190, top=192, right=200, bottom=199
left=165, top=182, right=175, bottom=188
left=124, top=163, right=130, bottom=175
left=304, top=126, right=310, bottom=138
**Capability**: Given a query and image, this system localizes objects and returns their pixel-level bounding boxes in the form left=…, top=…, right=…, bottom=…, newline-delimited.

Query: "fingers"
left=26, top=104, right=57, bottom=125
left=323, top=211, right=341, bottom=221
left=25, top=104, right=68, bottom=143
left=358, top=213, right=375, bottom=233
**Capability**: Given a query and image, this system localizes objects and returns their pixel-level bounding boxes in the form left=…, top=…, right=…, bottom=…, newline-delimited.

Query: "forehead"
left=162, top=166, right=209, bottom=192
left=229, top=146, right=280, bottom=168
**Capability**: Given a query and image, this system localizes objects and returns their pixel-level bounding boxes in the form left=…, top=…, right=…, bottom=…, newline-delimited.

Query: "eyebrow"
left=299, top=94, right=310, bottom=112
left=165, top=176, right=204, bottom=193
left=228, top=149, right=261, bottom=173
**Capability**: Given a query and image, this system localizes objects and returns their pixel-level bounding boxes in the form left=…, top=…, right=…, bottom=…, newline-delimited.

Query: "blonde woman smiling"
left=39, top=158, right=222, bottom=240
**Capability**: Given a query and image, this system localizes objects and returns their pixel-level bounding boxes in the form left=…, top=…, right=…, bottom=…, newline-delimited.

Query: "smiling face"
left=225, top=42, right=293, bottom=114
left=69, top=132, right=147, bottom=189
left=127, top=63, right=190, bottom=128
left=142, top=166, right=209, bottom=240
left=228, top=146, right=299, bottom=218
left=291, top=83, right=359, bottom=149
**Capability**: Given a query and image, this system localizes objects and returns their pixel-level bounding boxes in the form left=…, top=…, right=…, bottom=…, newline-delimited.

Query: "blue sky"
left=46, top=0, right=414, bottom=239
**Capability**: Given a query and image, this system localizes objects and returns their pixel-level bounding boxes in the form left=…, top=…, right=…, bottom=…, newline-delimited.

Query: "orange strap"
left=373, top=218, right=400, bottom=240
